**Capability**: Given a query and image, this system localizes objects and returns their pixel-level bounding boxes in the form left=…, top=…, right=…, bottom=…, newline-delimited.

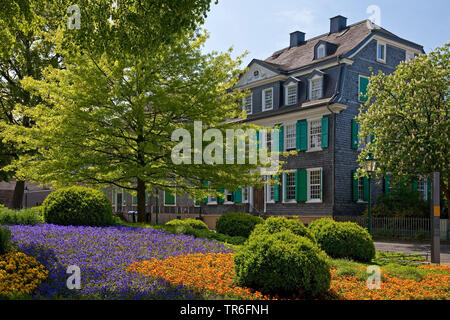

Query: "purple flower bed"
left=9, top=224, right=233, bottom=299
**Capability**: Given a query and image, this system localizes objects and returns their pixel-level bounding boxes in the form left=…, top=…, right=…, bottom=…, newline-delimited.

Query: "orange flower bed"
left=129, top=253, right=450, bottom=300
left=418, top=265, right=450, bottom=272
left=329, top=269, right=450, bottom=300
left=128, top=253, right=270, bottom=300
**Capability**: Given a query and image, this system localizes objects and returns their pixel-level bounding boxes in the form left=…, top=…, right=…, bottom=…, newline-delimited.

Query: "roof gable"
left=236, top=60, right=281, bottom=87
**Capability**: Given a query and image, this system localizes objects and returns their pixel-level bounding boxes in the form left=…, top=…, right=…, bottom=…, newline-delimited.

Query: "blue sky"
left=202, top=0, right=450, bottom=66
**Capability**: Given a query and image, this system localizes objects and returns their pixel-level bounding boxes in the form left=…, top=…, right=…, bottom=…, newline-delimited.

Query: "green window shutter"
left=297, top=120, right=308, bottom=151
left=234, top=189, right=242, bottom=203
left=427, top=177, right=432, bottom=201
left=384, top=175, right=390, bottom=196
left=279, top=125, right=284, bottom=152
left=283, top=173, right=287, bottom=203
left=359, top=76, right=369, bottom=102
left=363, top=177, right=369, bottom=202
left=195, top=199, right=201, bottom=206
left=112, top=189, right=117, bottom=205
left=132, top=194, right=137, bottom=205
left=217, top=188, right=225, bottom=204
left=352, top=170, right=358, bottom=202
left=273, top=175, right=280, bottom=202
left=321, top=117, right=329, bottom=148
left=351, top=119, right=359, bottom=149
left=164, top=190, right=175, bottom=206
left=412, top=179, right=419, bottom=191
left=298, top=170, right=307, bottom=202
left=256, top=130, right=260, bottom=151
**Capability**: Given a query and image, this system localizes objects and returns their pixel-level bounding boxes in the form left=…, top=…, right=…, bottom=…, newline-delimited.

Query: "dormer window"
left=285, top=83, right=297, bottom=106
left=262, top=88, right=273, bottom=111
left=243, top=94, right=252, bottom=114
left=309, top=76, right=323, bottom=100
left=317, top=44, right=326, bottom=59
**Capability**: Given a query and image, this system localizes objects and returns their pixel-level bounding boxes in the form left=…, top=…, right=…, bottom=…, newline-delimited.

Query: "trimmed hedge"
left=159, top=223, right=246, bottom=245
left=0, top=207, right=44, bottom=225
left=166, top=218, right=208, bottom=230
left=0, top=226, right=11, bottom=255
left=308, top=218, right=376, bottom=262
left=250, top=217, right=316, bottom=243
left=42, top=186, right=114, bottom=226
left=216, top=212, right=264, bottom=238
left=234, top=231, right=331, bottom=297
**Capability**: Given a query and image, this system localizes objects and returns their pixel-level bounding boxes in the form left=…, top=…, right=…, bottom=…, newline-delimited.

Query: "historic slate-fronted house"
left=199, top=16, right=424, bottom=218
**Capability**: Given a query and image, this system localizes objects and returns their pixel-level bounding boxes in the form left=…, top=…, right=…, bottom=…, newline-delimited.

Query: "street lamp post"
left=364, top=153, right=376, bottom=235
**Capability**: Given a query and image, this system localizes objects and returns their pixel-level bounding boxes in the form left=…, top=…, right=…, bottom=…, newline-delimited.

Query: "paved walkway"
left=374, top=241, right=450, bottom=265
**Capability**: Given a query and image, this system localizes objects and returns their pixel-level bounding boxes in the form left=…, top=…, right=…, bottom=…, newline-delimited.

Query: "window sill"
left=266, top=200, right=275, bottom=204
left=224, top=201, right=235, bottom=205
left=164, top=204, right=176, bottom=207
left=306, top=200, right=322, bottom=204
left=207, top=202, right=217, bottom=205
left=376, top=58, right=386, bottom=64
left=306, top=148, right=323, bottom=153
left=282, top=200, right=297, bottom=204
left=357, top=201, right=368, bottom=204
left=262, top=108, right=273, bottom=112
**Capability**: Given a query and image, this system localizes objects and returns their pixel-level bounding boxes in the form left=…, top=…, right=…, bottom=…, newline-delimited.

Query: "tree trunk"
left=12, top=180, right=25, bottom=209
left=137, top=178, right=148, bottom=223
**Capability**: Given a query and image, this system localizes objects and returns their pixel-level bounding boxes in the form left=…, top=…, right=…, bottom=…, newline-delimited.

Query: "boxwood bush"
left=215, top=212, right=264, bottom=238
left=234, top=231, right=331, bottom=298
left=0, top=207, right=44, bottom=225
left=308, top=218, right=376, bottom=262
left=165, top=218, right=208, bottom=230
left=250, top=216, right=316, bottom=243
left=42, top=186, right=114, bottom=226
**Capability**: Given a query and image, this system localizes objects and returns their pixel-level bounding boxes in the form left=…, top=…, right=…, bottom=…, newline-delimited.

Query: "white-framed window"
left=284, top=123, right=296, bottom=151
left=262, top=88, right=273, bottom=111
left=307, top=168, right=322, bottom=202
left=265, top=129, right=272, bottom=152
left=243, top=94, right=252, bottom=114
left=405, top=50, right=415, bottom=62
left=317, top=44, right=326, bottom=59
left=207, top=195, right=217, bottom=205
left=417, top=178, right=428, bottom=201
left=284, top=171, right=296, bottom=203
left=242, top=187, right=249, bottom=203
left=377, top=40, right=386, bottom=63
left=285, top=84, right=297, bottom=106
left=309, top=76, right=323, bottom=100
left=224, top=190, right=234, bottom=204
left=308, top=118, right=322, bottom=151
left=357, top=178, right=365, bottom=202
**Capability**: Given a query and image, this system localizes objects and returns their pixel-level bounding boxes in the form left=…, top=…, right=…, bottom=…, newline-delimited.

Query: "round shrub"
left=234, top=231, right=331, bottom=297
left=308, top=218, right=376, bottom=262
left=42, top=186, right=114, bottom=226
left=215, top=212, right=264, bottom=238
left=166, top=218, right=208, bottom=230
left=250, top=216, right=316, bottom=243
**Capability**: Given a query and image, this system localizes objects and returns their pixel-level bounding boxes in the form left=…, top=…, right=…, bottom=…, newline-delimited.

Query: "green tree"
left=0, top=0, right=218, bottom=209
left=0, top=0, right=65, bottom=208
left=357, top=43, right=450, bottom=210
left=6, top=29, right=270, bottom=222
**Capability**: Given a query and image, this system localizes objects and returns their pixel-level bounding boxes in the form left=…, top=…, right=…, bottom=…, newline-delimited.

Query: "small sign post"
left=431, top=172, right=440, bottom=264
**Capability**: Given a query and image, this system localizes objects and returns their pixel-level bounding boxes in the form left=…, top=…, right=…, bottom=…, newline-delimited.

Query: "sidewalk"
left=374, top=241, right=450, bottom=265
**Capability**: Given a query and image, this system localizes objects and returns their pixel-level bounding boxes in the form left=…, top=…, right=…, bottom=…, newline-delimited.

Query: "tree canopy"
left=357, top=43, right=449, bottom=208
